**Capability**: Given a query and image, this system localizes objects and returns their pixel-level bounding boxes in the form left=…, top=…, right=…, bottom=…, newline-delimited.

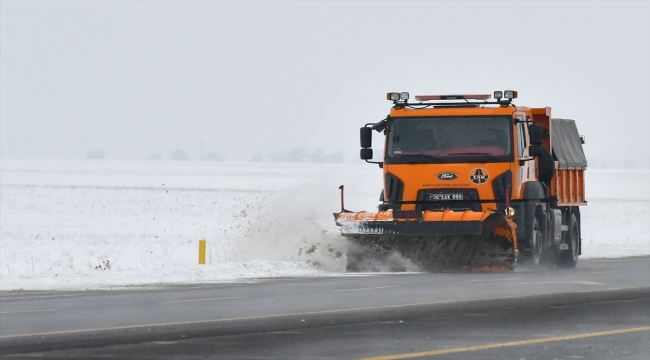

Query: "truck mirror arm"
left=519, top=157, right=535, bottom=166
left=365, top=159, right=383, bottom=168
left=371, top=119, right=388, bottom=132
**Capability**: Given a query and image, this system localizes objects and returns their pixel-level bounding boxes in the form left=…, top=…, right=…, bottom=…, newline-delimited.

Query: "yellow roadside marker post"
left=199, top=240, right=206, bottom=265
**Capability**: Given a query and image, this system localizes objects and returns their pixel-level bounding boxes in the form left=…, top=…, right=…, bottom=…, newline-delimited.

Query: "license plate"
left=429, top=193, right=463, bottom=201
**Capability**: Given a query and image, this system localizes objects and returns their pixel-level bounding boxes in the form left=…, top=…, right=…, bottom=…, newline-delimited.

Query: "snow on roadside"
left=579, top=169, right=649, bottom=258
left=0, top=160, right=648, bottom=291
left=0, top=160, right=381, bottom=290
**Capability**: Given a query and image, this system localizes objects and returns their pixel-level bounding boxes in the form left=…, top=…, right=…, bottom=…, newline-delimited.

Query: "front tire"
left=557, top=213, right=580, bottom=268
left=519, top=217, right=543, bottom=267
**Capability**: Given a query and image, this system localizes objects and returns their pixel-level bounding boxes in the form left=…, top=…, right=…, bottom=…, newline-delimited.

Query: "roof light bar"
left=414, top=94, right=491, bottom=101
left=387, top=91, right=518, bottom=105
left=504, top=90, right=518, bottom=99
left=387, top=92, right=410, bottom=101
left=387, top=92, right=400, bottom=101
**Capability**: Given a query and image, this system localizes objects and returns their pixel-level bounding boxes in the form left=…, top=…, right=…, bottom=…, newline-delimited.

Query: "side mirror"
left=529, top=124, right=543, bottom=146
left=360, top=148, right=373, bottom=160
left=360, top=127, right=372, bottom=148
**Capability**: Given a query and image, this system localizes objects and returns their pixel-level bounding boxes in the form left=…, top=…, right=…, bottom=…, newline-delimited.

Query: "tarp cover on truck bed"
left=551, top=118, right=587, bottom=168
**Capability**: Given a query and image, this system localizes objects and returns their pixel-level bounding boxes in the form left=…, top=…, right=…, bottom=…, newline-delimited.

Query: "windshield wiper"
left=447, top=152, right=491, bottom=155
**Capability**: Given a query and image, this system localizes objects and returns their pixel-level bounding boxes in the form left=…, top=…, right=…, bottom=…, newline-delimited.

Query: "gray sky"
left=1, top=1, right=648, bottom=167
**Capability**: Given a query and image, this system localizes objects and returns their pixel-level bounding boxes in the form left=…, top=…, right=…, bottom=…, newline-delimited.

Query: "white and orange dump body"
left=336, top=93, right=587, bottom=271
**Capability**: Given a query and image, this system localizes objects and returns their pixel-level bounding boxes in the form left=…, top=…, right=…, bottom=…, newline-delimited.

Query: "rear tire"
left=557, top=213, right=579, bottom=268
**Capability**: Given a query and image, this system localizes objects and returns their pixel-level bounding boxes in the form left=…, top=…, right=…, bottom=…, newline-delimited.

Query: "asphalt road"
left=1, top=257, right=648, bottom=359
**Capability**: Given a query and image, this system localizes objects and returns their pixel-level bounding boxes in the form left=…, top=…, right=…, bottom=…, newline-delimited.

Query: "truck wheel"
left=519, top=217, right=542, bottom=267
left=557, top=213, right=579, bottom=268
left=531, top=217, right=543, bottom=266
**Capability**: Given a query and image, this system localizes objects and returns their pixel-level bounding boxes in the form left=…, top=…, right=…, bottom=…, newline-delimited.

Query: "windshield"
left=386, top=116, right=513, bottom=164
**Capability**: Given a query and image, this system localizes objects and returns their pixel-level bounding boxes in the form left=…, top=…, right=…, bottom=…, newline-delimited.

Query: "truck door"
left=516, top=121, right=529, bottom=186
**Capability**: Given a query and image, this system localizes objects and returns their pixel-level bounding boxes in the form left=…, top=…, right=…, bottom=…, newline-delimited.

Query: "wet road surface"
left=1, top=257, right=648, bottom=359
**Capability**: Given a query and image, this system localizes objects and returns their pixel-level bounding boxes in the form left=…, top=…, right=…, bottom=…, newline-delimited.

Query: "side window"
left=517, top=123, right=526, bottom=157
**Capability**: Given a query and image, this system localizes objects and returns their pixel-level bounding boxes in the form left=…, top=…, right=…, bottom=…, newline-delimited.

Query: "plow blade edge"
left=339, top=213, right=515, bottom=271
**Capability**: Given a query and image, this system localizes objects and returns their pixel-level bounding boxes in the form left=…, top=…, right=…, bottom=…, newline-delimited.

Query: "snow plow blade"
left=336, top=210, right=516, bottom=272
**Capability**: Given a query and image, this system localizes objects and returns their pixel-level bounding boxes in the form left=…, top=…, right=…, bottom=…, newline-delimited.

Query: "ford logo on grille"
left=436, top=172, right=459, bottom=180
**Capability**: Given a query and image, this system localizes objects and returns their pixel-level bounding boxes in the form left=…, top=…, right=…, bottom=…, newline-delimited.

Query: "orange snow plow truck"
left=335, top=90, right=587, bottom=271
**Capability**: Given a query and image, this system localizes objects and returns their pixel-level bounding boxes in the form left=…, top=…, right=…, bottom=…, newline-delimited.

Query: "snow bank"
left=0, top=160, right=382, bottom=290
left=580, top=169, right=650, bottom=258
left=0, top=160, right=648, bottom=290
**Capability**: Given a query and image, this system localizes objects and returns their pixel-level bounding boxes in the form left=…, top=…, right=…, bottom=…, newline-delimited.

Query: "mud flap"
left=341, top=213, right=515, bottom=272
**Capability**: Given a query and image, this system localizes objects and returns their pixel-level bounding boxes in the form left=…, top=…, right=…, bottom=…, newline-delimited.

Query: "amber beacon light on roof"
left=336, top=90, right=588, bottom=272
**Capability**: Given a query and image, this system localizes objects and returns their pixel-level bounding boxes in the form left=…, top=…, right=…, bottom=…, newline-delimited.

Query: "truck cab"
left=351, top=91, right=587, bottom=269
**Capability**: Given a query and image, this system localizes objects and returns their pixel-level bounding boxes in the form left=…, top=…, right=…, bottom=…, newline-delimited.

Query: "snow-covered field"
left=1, top=160, right=648, bottom=291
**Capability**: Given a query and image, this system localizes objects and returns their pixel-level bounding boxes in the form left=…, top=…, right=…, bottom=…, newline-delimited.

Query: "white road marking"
left=0, top=294, right=77, bottom=301
left=0, top=309, right=57, bottom=314
left=332, top=286, right=397, bottom=292
left=160, top=296, right=244, bottom=304
left=468, top=278, right=520, bottom=282
left=591, top=258, right=649, bottom=262
left=573, top=281, right=610, bottom=285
